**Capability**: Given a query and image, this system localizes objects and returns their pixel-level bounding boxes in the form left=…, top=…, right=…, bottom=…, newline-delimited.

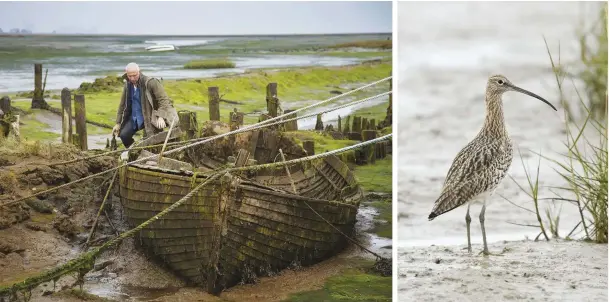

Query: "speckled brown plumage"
left=428, top=75, right=556, bottom=255
left=429, top=79, right=513, bottom=219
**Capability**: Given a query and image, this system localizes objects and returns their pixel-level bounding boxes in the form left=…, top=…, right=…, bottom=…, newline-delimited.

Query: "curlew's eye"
left=497, top=80, right=504, bottom=85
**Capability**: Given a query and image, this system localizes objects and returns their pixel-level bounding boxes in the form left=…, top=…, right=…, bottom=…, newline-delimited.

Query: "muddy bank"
left=0, top=143, right=115, bottom=230
left=0, top=140, right=118, bottom=299
left=0, top=142, right=391, bottom=302
left=76, top=193, right=392, bottom=302
left=14, top=201, right=388, bottom=302
left=398, top=240, right=607, bottom=301
left=10, top=99, right=111, bottom=149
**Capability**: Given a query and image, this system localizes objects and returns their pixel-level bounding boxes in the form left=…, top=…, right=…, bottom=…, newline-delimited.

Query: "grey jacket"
left=116, top=73, right=179, bottom=138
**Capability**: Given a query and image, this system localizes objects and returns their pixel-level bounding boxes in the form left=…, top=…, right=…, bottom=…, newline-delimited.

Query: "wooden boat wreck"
left=117, top=121, right=364, bottom=294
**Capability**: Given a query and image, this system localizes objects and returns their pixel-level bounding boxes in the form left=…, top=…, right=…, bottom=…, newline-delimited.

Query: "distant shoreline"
left=0, top=60, right=388, bottom=96
left=0, top=32, right=392, bottom=38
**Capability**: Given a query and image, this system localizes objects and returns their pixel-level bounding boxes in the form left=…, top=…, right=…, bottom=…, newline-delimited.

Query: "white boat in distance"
left=145, top=44, right=178, bottom=52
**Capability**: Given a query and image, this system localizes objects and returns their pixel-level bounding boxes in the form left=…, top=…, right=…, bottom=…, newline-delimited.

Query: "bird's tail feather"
left=428, top=190, right=464, bottom=221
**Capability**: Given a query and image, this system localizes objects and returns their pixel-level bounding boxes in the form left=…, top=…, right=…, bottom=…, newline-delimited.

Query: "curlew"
left=428, top=75, right=557, bottom=255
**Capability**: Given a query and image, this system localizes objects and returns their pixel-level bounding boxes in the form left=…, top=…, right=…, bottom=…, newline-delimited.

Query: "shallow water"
left=0, top=34, right=389, bottom=93
left=0, top=55, right=370, bottom=94
left=297, top=89, right=390, bottom=130
left=356, top=201, right=393, bottom=259
left=396, top=1, right=604, bottom=248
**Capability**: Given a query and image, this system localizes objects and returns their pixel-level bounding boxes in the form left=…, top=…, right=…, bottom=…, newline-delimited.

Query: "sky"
left=0, top=1, right=392, bottom=35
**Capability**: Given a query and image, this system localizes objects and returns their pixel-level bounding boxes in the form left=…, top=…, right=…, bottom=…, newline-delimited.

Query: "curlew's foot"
left=478, top=249, right=505, bottom=257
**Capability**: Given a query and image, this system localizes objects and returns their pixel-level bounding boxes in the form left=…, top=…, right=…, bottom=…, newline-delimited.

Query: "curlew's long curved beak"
left=507, top=83, right=557, bottom=111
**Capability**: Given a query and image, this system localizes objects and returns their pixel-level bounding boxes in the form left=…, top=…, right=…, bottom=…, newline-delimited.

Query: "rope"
left=0, top=91, right=390, bottom=209
left=226, top=134, right=391, bottom=173
left=157, top=117, right=177, bottom=162
left=47, top=77, right=391, bottom=167
left=243, top=76, right=391, bottom=131
left=95, top=173, right=222, bottom=252
left=0, top=173, right=222, bottom=298
left=277, top=148, right=385, bottom=260
left=84, top=170, right=118, bottom=248
left=303, top=199, right=385, bottom=259
left=0, top=134, right=392, bottom=297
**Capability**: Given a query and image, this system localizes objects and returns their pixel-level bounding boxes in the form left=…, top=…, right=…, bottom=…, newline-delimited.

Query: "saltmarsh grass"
left=183, top=58, right=236, bottom=69
left=327, top=40, right=392, bottom=50
left=576, top=3, right=608, bottom=121
left=509, top=3, right=607, bottom=243
left=0, top=135, right=81, bottom=161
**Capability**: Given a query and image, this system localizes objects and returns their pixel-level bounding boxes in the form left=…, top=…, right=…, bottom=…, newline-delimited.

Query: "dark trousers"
left=119, top=118, right=143, bottom=148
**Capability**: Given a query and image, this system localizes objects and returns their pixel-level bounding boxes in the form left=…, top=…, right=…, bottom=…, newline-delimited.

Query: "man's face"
left=126, top=70, right=140, bottom=85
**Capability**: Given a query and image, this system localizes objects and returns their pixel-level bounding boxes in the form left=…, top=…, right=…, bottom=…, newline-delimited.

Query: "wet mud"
left=399, top=240, right=607, bottom=302
left=0, top=146, right=389, bottom=301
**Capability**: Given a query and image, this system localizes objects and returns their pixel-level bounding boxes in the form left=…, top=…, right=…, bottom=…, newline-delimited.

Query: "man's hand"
left=155, top=117, right=166, bottom=129
left=112, top=124, right=120, bottom=136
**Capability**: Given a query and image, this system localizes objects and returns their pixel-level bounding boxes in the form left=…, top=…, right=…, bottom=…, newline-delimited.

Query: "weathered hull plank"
left=118, top=131, right=363, bottom=294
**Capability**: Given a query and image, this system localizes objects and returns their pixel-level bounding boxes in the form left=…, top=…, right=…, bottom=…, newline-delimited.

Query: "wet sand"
left=400, top=240, right=607, bottom=302
left=396, top=1, right=607, bottom=300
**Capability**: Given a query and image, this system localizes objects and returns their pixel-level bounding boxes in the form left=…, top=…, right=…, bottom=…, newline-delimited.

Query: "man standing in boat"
left=112, top=62, right=179, bottom=148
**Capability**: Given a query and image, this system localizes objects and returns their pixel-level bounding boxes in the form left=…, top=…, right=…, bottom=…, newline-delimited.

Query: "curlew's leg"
left=465, top=203, right=472, bottom=253
left=479, top=203, right=489, bottom=255
left=477, top=201, right=505, bottom=256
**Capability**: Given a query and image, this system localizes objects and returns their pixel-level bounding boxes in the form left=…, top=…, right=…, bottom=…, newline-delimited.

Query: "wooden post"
left=31, top=63, right=47, bottom=109
left=259, top=113, right=271, bottom=123
left=235, top=149, right=250, bottom=167
left=303, top=140, right=314, bottom=155
left=352, top=116, right=362, bottom=133
left=34, top=63, right=42, bottom=99
left=381, top=74, right=392, bottom=128
left=249, top=130, right=260, bottom=156
left=0, top=96, right=10, bottom=116
left=362, top=118, right=369, bottom=131
left=229, top=108, right=244, bottom=131
left=376, top=139, right=387, bottom=159
left=362, top=130, right=377, bottom=164
left=0, top=98, right=8, bottom=138
left=370, top=119, right=376, bottom=130
left=343, top=116, right=351, bottom=134
left=315, top=114, right=324, bottom=131
left=388, top=74, right=392, bottom=125
left=229, top=109, right=237, bottom=130
left=237, top=111, right=244, bottom=126
left=348, top=132, right=362, bottom=141
left=178, top=110, right=198, bottom=140
left=375, top=138, right=385, bottom=159
left=283, top=109, right=298, bottom=131
left=208, top=87, right=220, bottom=121
left=266, top=83, right=278, bottom=117
left=74, top=94, right=88, bottom=150
left=61, top=88, right=72, bottom=144
left=337, top=115, right=342, bottom=132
